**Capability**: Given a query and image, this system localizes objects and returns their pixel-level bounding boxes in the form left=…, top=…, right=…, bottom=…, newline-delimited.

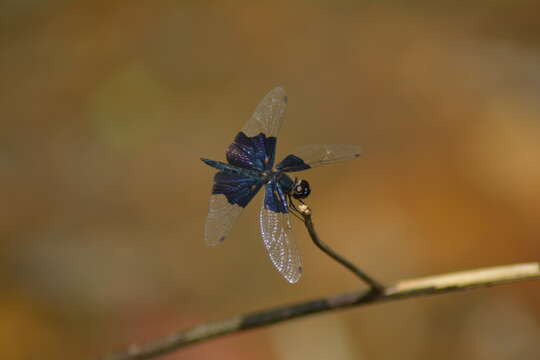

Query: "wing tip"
left=285, top=266, right=303, bottom=284
left=350, top=145, right=363, bottom=158
left=204, top=234, right=226, bottom=247
left=270, top=86, right=287, bottom=101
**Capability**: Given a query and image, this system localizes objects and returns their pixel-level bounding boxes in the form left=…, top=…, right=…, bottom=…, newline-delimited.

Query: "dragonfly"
left=201, top=87, right=361, bottom=283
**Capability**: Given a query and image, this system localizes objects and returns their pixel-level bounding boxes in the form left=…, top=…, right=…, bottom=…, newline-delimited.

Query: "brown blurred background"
left=2, top=1, right=540, bottom=359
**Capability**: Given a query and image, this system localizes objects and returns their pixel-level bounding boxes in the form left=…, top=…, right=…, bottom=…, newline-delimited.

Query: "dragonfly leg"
left=287, top=195, right=305, bottom=221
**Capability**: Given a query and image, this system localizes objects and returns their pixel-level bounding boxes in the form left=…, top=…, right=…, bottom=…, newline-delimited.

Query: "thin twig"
left=100, top=262, right=540, bottom=360
left=289, top=199, right=383, bottom=291
left=301, top=208, right=384, bottom=293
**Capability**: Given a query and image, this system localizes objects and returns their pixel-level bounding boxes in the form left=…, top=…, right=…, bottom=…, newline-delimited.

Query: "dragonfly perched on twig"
left=201, top=87, right=361, bottom=283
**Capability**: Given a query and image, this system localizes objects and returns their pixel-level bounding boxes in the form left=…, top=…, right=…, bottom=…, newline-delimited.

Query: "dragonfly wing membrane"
left=259, top=182, right=302, bottom=283
left=241, top=87, right=288, bottom=138
left=277, top=144, right=362, bottom=172
left=205, top=171, right=263, bottom=245
left=205, top=194, right=243, bottom=246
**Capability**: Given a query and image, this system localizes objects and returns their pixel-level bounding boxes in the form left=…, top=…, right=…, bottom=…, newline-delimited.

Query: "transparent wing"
left=259, top=182, right=302, bottom=283
left=204, top=172, right=263, bottom=245
left=204, top=194, right=243, bottom=246
left=276, top=144, right=362, bottom=172
left=241, top=87, right=288, bottom=138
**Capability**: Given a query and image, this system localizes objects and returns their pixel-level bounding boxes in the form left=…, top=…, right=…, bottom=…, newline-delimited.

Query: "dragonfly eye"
left=292, top=179, right=311, bottom=199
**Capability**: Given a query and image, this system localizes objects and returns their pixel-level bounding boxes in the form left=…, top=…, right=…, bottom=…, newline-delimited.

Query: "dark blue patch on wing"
left=264, top=181, right=289, bottom=213
left=212, top=172, right=263, bottom=207
left=276, top=154, right=311, bottom=172
left=226, top=132, right=276, bottom=171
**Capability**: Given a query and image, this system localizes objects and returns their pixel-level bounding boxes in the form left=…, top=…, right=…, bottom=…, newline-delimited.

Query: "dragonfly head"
left=292, top=179, right=311, bottom=199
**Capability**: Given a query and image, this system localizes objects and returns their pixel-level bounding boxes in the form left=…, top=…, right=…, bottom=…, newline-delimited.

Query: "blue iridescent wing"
left=204, top=172, right=263, bottom=245
left=276, top=145, right=362, bottom=172
left=226, top=132, right=277, bottom=172
left=259, top=180, right=302, bottom=283
left=226, top=87, right=288, bottom=171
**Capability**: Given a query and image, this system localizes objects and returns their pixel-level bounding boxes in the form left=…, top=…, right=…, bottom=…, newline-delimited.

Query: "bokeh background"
left=2, top=1, right=540, bottom=359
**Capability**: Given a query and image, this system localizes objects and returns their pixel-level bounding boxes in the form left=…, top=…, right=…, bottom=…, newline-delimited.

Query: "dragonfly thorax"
left=273, top=173, right=311, bottom=199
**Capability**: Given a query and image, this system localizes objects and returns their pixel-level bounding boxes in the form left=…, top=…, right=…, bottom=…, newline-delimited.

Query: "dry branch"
left=101, top=262, right=540, bottom=360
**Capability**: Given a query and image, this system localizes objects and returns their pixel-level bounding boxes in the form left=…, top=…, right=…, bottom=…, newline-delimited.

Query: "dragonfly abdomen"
left=201, top=158, right=261, bottom=178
